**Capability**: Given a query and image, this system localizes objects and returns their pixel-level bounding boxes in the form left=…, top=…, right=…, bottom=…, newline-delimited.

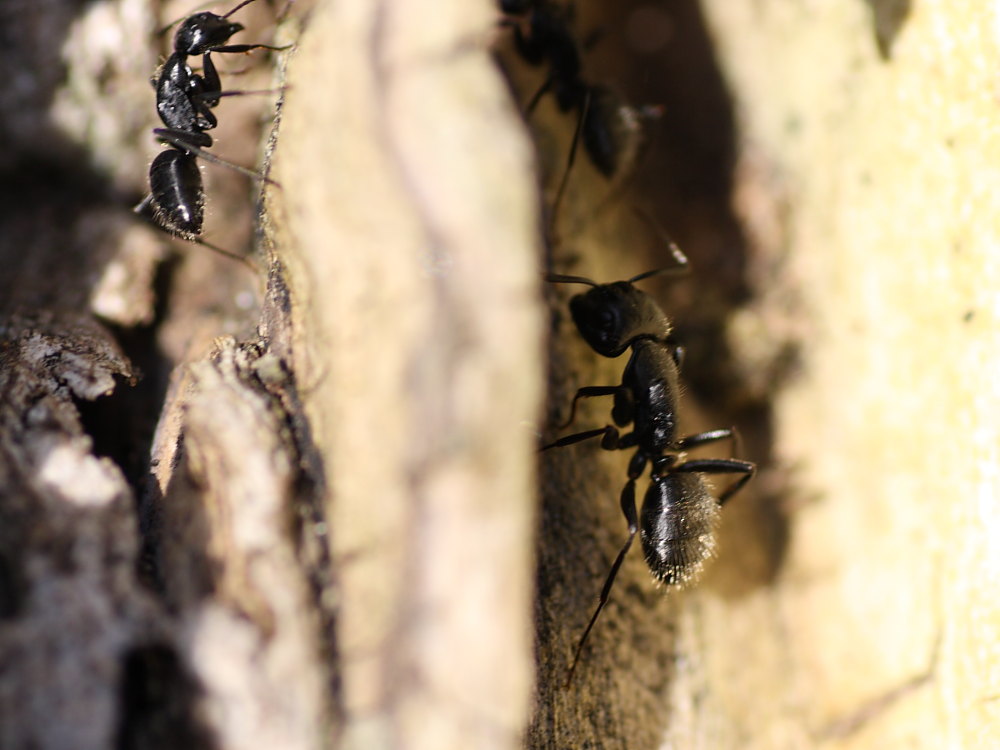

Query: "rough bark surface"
left=3, top=0, right=541, bottom=748
left=263, top=1, right=543, bottom=748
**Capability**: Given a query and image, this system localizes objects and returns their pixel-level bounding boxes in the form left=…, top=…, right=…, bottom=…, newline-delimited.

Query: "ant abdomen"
left=581, top=86, right=653, bottom=180
left=580, top=86, right=624, bottom=177
left=145, top=149, right=204, bottom=240
left=639, top=471, right=720, bottom=586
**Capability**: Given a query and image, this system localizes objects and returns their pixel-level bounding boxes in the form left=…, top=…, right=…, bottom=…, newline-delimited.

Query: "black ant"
left=498, top=1, right=657, bottom=229
left=544, top=257, right=756, bottom=684
left=500, top=1, right=586, bottom=115
left=136, top=0, right=285, bottom=255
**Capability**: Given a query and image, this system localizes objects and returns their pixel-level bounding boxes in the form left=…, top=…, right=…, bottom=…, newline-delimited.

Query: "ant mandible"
left=136, top=0, right=285, bottom=252
left=544, top=254, right=756, bottom=685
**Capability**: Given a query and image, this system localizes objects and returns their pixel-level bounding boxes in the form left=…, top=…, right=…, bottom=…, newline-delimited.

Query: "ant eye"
left=598, top=307, right=618, bottom=337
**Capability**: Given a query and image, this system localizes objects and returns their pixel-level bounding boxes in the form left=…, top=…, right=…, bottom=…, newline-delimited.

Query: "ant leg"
left=677, top=428, right=732, bottom=448
left=541, top=426, right=635, bottom=452
left=211, top=42, right=292, bottom=54
left=557, top=385, right=620, bottom=428
left=193, top=88, right=286, bottom=103
left=135, top=190, right=258, bottom=271
left=190, top=236, right=260, bottom=271
left=198, top=44, right=292, bottom=83
left=677, top=426, right=744, bottom=458
left=524, top=73, right=554, bottom=116
left=671, top=457, right=756, bottom=505
left=542, top=426, right=608, bottom=451
left=200, top=51, right=223, bottom=107
left=187, top=86, right=288, bottom=121
left=566, top=477, right=638, bottom=687
left=549, top=88, right=590, bottom=238
left=153, top=129, right=281, bottom=186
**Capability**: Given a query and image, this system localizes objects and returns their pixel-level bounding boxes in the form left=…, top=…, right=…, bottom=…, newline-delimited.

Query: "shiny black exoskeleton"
left=137, top=0, right=283, bottom=243
left=545, top=265, right=756, bottom=683
left=155, top=1, right=282, bottom=147
left=141, top=149, right=204, bottom=240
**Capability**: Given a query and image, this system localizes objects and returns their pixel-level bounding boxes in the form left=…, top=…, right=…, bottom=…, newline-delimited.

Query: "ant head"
left=567, top=280, right=672, bottom=357
left=175, top=12, right=244, bottom=56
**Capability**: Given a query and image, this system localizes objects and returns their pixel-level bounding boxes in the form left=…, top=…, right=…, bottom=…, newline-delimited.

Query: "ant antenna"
left=543, top=260, right=688, bottom=289
left=544, top=272, right=598, bottom=287
left=627, top=267, right=686, bottom=284
left=548, top=88, right=591, bottom=242
left=631, top=208, right=689, bottom=272
left=223, top=0, right=259, bottom=18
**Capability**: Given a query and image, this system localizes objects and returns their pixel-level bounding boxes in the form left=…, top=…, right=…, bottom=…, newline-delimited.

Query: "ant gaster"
left=136, top=0, right=284, bottom=249
left=545, top=256, right=756, bottom=684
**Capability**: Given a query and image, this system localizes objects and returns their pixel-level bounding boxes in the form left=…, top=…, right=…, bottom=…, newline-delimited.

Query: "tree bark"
left=3, top=0, right=541, bottom=748
left=2, top=1, right=997, bottom=749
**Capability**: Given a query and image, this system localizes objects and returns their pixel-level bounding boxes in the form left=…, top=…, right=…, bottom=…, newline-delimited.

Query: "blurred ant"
left=498, top=1, right=659, bottom=225
left=544, top=247, right=755, bottom=684
left=136, top=0, right=285, bottom=259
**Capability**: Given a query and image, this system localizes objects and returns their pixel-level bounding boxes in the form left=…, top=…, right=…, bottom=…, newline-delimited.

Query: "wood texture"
left=264, top=2, right=543, bottom=748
